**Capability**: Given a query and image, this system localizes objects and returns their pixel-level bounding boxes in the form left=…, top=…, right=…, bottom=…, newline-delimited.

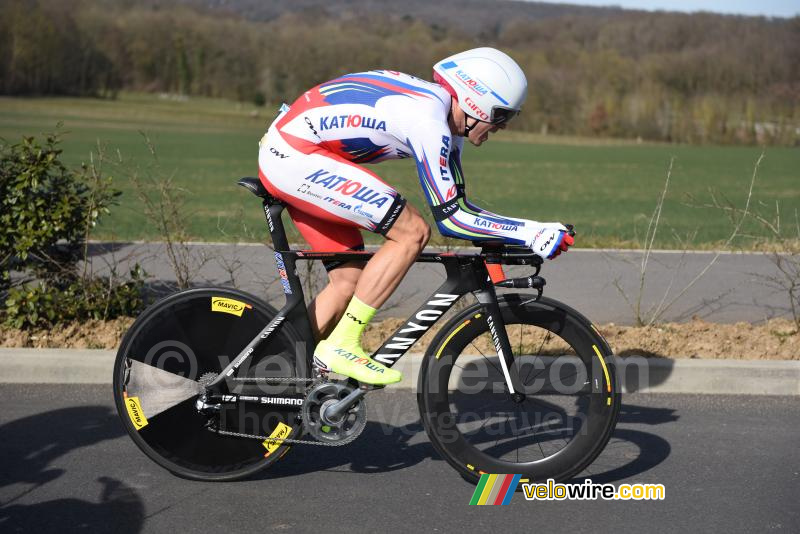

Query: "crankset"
left=301, top=381, right=367, bottom=443
left=195, top=373, right=367, bottom=447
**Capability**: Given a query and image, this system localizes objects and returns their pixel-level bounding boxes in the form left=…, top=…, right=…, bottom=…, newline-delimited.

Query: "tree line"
left=1, top=0, right=798, bottom=145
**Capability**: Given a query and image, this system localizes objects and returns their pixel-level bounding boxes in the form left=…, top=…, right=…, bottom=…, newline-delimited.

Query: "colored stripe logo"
left=469, top=474, right=522, bottom=505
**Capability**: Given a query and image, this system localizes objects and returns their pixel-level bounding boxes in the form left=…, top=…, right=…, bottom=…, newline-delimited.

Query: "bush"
left=1, top=132, right=146, bottom=328
left=4, top=266, right=146, bottom=329
left=0, top=132, right=119, bottom=286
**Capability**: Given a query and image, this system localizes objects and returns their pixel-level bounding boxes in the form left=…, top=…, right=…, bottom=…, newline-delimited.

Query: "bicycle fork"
left=474, top=287, right=527, bottom=400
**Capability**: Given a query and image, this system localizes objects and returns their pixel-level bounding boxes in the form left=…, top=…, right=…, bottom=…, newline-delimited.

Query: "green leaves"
left=1, top=132, right=145, bottom=328
left=1, top=133, right=117, bottom=283
left=4, top=267, right=146, bottom=329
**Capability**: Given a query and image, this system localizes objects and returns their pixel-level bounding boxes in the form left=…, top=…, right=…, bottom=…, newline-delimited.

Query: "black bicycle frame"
left=208, top=189, right=542, bottom=395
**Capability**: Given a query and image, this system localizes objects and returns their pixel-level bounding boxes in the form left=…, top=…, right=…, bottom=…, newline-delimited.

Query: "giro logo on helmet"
left=464, top=97, right=490, bottom=121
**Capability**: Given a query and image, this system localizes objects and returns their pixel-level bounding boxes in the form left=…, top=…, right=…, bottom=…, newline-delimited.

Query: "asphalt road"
left=86, top=242, right=794, bottom=324
left=1, top=385, right=797, bottom=533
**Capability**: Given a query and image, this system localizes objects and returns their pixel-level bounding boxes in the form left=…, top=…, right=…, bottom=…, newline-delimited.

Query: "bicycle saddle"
left=237, top=177, right=275, bottom=201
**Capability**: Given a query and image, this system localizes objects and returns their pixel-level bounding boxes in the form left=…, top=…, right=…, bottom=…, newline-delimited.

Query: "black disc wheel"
left=113, top=287, right=307, bottom=481
left=418, top=295, right=620, bottom=484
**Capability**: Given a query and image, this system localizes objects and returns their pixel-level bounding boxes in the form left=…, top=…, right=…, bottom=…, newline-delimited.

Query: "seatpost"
left=263, top=200, right=290, bottom=251
left=260, top=198, right=317, bottom=364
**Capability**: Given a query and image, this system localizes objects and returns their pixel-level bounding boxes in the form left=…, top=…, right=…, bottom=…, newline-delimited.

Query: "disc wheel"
left=418, top=295, right=620, bottom=484
left=113, top=287, right=307, bottom=481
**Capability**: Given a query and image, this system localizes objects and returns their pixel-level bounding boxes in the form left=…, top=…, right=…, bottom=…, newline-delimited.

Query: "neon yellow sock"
left=314, top=297, right=402, bottom=385
left=326, top=296, right=376, bottom=347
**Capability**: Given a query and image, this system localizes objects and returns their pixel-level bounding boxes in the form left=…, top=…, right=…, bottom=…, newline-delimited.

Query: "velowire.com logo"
left=469, top=474, right=521, bottom=505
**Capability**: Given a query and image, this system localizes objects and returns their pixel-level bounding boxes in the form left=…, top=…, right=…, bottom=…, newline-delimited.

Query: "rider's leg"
left=307, top=261, right=364, bottom=341
left=281, top=205, right=367, bottom=341
left=258, top=129, right=428, bottom=384
left=352, top=203, right=431, bottom=307
left=314, top=205, right=430, bottom=384
left=307, top=204, right=429, bottom=340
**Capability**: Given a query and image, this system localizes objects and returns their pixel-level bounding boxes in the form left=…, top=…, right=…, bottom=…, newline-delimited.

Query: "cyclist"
left=257, top=47, right=574, bottom=386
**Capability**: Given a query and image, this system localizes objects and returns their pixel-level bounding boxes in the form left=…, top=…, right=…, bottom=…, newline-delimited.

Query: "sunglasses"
left=490, top=107, right=520, bottom=125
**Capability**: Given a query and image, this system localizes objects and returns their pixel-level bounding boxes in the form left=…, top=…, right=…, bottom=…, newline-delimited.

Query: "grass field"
left=2, top=94, right=798, bottom=249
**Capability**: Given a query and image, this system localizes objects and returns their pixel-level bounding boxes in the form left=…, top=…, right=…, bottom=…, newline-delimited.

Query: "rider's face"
left=447, top=99, right=506, bottom=146
left=466, top=119, right=505, bottom=147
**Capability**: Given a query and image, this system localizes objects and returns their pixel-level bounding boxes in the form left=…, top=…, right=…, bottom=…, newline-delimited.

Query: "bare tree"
left=124, top=134, right=210, bottom=289
left=612, top=154, right=760, bottom=326
left=694, top=172, right=800, bottom=327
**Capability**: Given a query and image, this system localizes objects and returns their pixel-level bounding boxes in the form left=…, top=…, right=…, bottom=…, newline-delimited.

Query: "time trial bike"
left=113, top=177, right=620, bottom=484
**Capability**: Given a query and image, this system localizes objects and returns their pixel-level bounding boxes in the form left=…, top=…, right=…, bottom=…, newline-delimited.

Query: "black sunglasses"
left=490, top=107, right=520, bottom=125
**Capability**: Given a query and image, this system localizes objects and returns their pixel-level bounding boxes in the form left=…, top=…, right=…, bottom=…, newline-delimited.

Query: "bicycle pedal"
left=312, top=356, right=331, bottom=373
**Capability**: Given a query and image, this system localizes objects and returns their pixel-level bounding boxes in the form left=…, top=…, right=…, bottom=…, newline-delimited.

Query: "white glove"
left=526, top=222, right=568, bottom=260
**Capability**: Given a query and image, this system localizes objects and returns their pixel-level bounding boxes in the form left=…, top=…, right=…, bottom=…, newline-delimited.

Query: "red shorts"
left=257, top=123, right=405, bottom=254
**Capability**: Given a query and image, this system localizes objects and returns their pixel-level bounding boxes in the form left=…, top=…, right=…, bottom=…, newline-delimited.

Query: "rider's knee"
left=330, top=276, right=357, bottom=301
left=327, top=263, right=363, bottom=300
left=403, top=218, right=430, bottom=252
left=417, top=220, right=431, bottom=250
left=394, top=206, right=430, bottom=253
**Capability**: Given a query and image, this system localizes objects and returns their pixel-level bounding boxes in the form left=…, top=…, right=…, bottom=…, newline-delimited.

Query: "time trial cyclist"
left=257, top=47, right=574, bottom=386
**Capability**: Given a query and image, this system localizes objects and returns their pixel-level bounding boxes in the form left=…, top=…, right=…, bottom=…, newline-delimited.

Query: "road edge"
left=1, top=348, right=798, bottom=395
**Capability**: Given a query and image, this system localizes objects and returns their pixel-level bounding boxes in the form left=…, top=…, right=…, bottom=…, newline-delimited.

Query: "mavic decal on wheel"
left=211, top=297, right=252, bottom=317
left=435, top=319, right=471, bottom=359
left=262, top=422, right=292, bottom=456
left=592, top=344, right=612, bottom=393
left=124, top=395, right=149, bottom=430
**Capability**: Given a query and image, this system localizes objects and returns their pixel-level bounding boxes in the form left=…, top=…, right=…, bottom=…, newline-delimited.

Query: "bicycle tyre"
left=417, top=294, right=620, bottom=484
left=113, top=287, right=307, bottom=481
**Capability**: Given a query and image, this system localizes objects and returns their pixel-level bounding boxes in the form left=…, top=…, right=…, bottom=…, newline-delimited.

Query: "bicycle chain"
left=213, top=422, right=364, bottom=447
left=232, top=377, right=315, bottom=383
left=212, top=374, right=363, bottom=446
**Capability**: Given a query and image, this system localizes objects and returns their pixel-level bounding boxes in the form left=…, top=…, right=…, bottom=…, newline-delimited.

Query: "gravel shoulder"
left=2, top=316, right=798, bottom=359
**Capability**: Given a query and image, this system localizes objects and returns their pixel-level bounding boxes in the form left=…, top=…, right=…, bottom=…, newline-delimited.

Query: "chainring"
left=301, top=381, right=367, bottom=443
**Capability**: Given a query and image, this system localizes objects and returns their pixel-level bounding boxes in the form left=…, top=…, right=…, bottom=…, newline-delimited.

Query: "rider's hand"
left=528, top=223, right=575, bottom=260
left=550, top=226, right=575, bottom=259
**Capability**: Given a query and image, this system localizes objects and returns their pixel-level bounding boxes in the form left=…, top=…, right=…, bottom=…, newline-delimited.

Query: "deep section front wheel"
left=418, top=295, right=620, bottom=484
left=113, top=287, right=307, bottom=481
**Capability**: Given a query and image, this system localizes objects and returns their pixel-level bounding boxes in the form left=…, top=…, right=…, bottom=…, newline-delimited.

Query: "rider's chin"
left=468, top=133, right=485, bottom=146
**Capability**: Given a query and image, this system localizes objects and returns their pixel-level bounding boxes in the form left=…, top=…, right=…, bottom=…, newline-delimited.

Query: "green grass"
left=2, top=94, right=798, bottom=249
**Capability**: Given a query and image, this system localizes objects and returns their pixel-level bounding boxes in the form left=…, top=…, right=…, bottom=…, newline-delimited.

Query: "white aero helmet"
left=433, top=47, right=527, bottom=126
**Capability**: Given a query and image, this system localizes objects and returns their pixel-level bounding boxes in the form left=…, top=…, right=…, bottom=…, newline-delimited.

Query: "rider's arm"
left=447, top=139, right=536, bottom=237
left=408, top=123, right=534, bottom=246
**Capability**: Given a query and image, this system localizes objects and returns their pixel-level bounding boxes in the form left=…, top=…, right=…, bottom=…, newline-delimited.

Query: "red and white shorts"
left=257, top=124, right=405, bottom=257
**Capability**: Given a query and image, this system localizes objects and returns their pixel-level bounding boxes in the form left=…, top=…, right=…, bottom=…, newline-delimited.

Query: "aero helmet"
left=433, top=47, right=527, bottom=126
